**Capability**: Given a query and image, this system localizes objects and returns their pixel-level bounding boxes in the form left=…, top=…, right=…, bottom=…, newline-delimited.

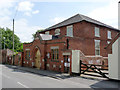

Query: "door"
left=35, top=50, right=41, bottom=68
left=64, top=55, right=70, bottom=73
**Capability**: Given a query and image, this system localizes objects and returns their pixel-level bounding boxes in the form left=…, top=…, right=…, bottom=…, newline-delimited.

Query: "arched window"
left=55, top=29, right=60, bottom=35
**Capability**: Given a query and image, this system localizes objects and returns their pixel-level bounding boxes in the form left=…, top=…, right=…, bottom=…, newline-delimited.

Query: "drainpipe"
left=66, top=38, right=69, bottom=49
left=44, top=41, right=47, bottom=70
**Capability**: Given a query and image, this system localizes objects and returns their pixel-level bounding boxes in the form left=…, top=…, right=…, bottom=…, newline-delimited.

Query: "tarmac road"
left=0, top=64, right=120, bottom=89
left=1, top=65, right=90, bottom=88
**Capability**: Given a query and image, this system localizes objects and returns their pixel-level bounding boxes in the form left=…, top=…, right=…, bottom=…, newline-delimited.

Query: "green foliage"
left=32, top=29, right=44, bottom=39
left=0, top=27, right=23, bottom=52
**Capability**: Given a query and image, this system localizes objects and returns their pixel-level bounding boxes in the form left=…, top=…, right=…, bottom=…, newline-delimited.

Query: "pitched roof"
left=40, top=14, right=119, bottom=32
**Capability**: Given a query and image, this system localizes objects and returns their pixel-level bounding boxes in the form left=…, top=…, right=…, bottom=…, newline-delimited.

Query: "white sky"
left=0, top=0, right=119, bottom=42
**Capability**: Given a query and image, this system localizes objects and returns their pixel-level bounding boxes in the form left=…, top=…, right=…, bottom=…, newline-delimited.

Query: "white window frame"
left=107, top=41, right=110, bottom=44
left=45, top=31, right=49, bottom=35
left=67, top=25, right=73, bottom=37
left=55, top=29, right=60, bottom=35
left=95, top=40, right=100, bottom=56
left=95, top=27, right=100, bottom=37
left=108, top=31, right=112, bottom=39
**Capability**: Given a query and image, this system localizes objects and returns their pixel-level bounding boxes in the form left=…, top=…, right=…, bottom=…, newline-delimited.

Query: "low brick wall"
left=14, top=52, right=23, bottom=66
left=80, top=50, right=108, bottom=69
left=6, top=52, right=23, bottom=66
left=1, top=50, right=7, bottom=64
left=7, top=56, right=12, bottom=64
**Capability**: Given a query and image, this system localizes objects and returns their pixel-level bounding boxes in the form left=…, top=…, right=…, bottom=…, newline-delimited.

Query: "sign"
left=68, top=58, right=70, bottom=62
left=47, top=53, right=50, bottom=58
left=61, top=60, right=63, bottom=63
left=67, top=63, right=70, bottom=67
left=64, top=63, right=67, bottom=67
left=32, top=62, right=34, bottom=66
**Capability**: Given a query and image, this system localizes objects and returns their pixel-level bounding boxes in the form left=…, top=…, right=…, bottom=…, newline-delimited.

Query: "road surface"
left=0, top=64, right=120, bottom=89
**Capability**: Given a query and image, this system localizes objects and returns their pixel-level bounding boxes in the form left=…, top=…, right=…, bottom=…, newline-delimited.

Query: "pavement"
left=4, top=64, right=71, bottom=79
left=1, top=64, right=114, bottom=81
left=4, top=64, right=109, bottom=81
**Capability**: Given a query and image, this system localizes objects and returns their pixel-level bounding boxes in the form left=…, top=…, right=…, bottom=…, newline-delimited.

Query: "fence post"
left=80, top=60, right=82, bottom=75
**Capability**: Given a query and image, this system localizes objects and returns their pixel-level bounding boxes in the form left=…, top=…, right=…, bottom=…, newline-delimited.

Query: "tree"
left=0, top=27, right=23, bottom=52
left=32, top=29, right=44, bottom=39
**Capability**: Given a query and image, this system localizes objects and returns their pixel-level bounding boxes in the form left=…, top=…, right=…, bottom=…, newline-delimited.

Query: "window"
left=26, top=50, right=30, bottom=60
left=67, top=25, right=73, bottom=37
left=95, top=27, right=100, bottom=37
left=55, top=29, right=60, bottom=35
left=51, top=49, right=59, bottom=61
left=51, top=47, right=59, bottom=61
left=108, top=31, right=111, bottom=39
left=45, top=31, right=49, bottom=35
left=95, top=40, right=100, bottom=55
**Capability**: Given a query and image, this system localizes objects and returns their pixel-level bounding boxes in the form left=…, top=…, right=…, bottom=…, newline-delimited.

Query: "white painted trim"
left=25, top=49, right=30, bottom=51
left=50, top=46, right=59, bottom=49
left=86, top=55, right=102, bottom=57
left=95, top=27, right=100, bottom=37
left=94, top=39, right=100, bottom=42
left=62, top=52, right=71, bottom=55
left=67, top=25, right=73, bottom=28
left=94, top=39, right=100, bottom=56
left=67, top=25, right=73, bottom=37
left=55, top=28, right=60, bottom=35
left=72, top=50, right=80, bottom=73
left=107, top=31, right=112, bottom=39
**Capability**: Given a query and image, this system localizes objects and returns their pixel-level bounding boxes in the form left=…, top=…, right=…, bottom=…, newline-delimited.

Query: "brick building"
left=0, top=49, right=14, bottom=64
left=23, top=14, right=119, bottom=73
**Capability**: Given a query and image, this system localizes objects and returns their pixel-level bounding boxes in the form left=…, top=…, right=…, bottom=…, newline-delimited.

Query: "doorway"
left=64, top=55, right=70, bottom=73
left=35, top=49, right=41, bottom=68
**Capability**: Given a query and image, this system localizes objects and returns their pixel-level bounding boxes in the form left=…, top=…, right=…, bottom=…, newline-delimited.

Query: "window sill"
left=108, top=38, right=112, bottom=40
left=95, top=35, right=100, bottom=37
left=95, top=55, right=101, bottom=57
left=55, top=34, right=60, bottom=36
left=66, top=35, right=73, bottom=37
left=51, top=60, right=59, bottom=62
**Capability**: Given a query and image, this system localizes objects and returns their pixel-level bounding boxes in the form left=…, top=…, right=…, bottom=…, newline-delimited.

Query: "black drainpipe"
left=67, top=38, right=69, bottom=49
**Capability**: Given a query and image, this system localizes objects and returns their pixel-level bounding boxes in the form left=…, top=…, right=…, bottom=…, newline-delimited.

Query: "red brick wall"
left=72, top=21, right=119, bottom=57
left=80, top=50, right=108, bottom=69
left=23, top=21, right=119, bottom=73
left=14, top=52, right=23, bottom=66
left=1, top=50, right=7, bottom=64
left=23, top=39, right=45, bottom=69
left=23, top=37, right=67, bottom=72
left=40, top=21, right=119, bottom=57
left=7, top=56, right=12, bottom=64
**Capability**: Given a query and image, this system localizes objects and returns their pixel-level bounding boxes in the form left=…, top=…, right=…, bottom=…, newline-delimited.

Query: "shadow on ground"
left=3, top=64, right=72, bottom=79
left=90, top=79, right=120, bottom=89
left=2, top=64, right=120, bottom=89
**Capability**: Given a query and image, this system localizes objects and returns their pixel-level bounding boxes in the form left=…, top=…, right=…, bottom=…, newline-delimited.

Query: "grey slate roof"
left=41, top=14, right=119, bottom=32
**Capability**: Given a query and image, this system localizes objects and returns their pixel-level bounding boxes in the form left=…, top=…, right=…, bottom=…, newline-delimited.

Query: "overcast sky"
left=0, top=0, right=119, bottom=42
